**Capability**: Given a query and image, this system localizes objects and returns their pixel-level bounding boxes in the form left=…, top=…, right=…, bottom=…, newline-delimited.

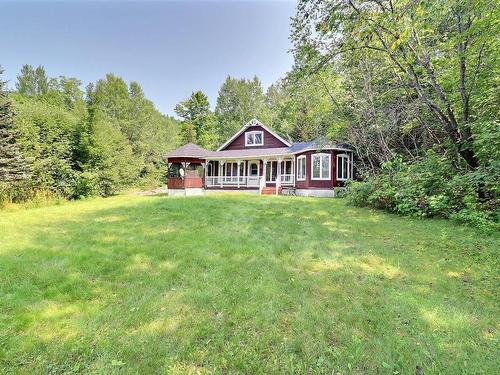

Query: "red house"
left=164, top=119, right=353, bottom=197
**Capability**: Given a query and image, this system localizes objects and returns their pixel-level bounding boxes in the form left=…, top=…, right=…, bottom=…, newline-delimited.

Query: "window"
left=223, top=162, right=244, bottom=177
left=168, top=163, right=182, bottom=177
left=311, top=153, right=331, bottom=180
left=265, top=161, right=277, bottom=182
left=186, top=163, right=203, bottom=177
left=282, top=160, right=292, bottom=175
left=250, top=162, right=258, bottom=176
left=245, top=131, right=264, bottom=146
left=297, top=156, right=306, bottom=181
left=336, top=154, right=352, bottom=181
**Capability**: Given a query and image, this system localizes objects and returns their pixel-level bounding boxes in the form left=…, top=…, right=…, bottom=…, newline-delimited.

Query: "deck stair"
left=261, top=187, right=282, bottom=195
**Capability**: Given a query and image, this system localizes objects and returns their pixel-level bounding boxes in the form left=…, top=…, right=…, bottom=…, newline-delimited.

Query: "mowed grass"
left=0, top=195, right=498, bottom=374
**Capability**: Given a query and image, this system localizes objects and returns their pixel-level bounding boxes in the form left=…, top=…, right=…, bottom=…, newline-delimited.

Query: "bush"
left=347, top=152, right=499, bottom=231
left=0, top=182, right=65, bottom=209
left=72, top=171, right=100, bottom=198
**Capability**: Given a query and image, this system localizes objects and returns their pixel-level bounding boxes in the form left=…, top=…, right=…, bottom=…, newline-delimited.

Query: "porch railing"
left=205, top=176, right=261, bottom=187
left=280, top=174, right=295, bottom=185
left=206, top=174, right=295, bottom=188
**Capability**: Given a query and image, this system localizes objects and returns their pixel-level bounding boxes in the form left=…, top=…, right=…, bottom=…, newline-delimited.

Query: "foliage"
left=0, top=195, right=498, bottom=373
left=0, top=68, right=31, bottom=186
left=3, top=66, right=179, bottom=204
left=12, top=94, right=82, bottom=197
left=292, top=0, right=499, bottom=170
left=215, top=76, right=271, bottom=141
left=289, top=0, right=499, bottom=227
left=86, top=116, right=140, bottom=196
left=175, top=91, right=218, bottom=149
left=347, top=152, right=498, bottom=231
left=266, top=70, right=344, bottom=142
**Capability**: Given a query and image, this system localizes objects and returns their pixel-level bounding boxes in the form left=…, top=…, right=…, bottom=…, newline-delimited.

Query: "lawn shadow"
left=0, top=195, right=498, bottom=374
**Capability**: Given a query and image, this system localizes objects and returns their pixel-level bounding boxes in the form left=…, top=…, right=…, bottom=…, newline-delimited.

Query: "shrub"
left=347, top=152, right=499, bottom=231
left=0, top=182, right=65, bottom=209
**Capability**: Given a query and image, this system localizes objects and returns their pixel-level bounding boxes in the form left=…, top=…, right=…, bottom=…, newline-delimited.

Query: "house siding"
left=295, top=150, right=339, bottom=189
left=221, top=125, right=288, bottom=151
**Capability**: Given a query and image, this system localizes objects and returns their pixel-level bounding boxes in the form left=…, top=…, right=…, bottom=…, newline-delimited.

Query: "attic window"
left=245, top=131, right=264, bottom=146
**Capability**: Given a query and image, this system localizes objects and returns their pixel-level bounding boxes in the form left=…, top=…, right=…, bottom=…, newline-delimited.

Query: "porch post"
left=203, top=161, right=207, bottom=188
left=292, top=158, right=295, bottom=186
left=237, top=160, right=242, bottom=188
left=219, top=160, right=224, bottom=188
left=276, top=158, right=282, bottom=195
left=350, top=152, right=354, bottom=179
left=262, top=159, right=267, bottom=187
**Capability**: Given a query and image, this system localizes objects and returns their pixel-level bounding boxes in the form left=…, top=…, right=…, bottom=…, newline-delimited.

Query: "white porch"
left=204, top=158, right=295, bottom=192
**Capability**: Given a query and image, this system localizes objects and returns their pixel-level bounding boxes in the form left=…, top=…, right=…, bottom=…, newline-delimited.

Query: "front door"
left=247, top=160, right=259, bottom=187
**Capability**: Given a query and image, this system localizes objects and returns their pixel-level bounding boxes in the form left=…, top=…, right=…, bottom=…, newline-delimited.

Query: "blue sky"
left=1, top=1, right=296, bottom=116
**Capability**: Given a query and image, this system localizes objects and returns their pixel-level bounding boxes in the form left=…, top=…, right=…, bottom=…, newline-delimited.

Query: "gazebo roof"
left=164, top=143, right=210, bottom=158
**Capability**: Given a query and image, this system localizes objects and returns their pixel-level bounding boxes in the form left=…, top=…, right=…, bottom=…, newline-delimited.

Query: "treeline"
left=173, top=74, right=338, bottom=150
left=289, top=0, right=499, bottom=229
left=0, top=65, right=178, bottom=204
left=1, top=0, right=498, bottom=229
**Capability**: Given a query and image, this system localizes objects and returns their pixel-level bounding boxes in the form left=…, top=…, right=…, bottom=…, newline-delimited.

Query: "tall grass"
left=0, top=183, right=65, bottom=209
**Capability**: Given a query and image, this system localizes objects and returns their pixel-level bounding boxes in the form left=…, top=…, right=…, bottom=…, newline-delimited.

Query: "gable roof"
left=164, top=143, right=210, bottom=158
left=217, top=118, right=291, bottom=151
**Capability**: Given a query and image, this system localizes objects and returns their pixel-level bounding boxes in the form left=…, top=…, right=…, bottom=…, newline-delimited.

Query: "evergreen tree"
left=175, top=90, right=216, bottom=148
left=215, top=76, right=271, bottom=140
left=15, top=64, right=49, bottom=96
left=0, top=68, right=31, bottom=182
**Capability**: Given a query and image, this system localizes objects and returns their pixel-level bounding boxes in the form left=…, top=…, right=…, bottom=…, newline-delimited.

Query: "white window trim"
left=296, top=155, right=306, bottom=181
left=311, top=153, right=331, bottom=180
left=336, top=153, right=351, bottom=181
left=245, top=130, right=264, bottom=147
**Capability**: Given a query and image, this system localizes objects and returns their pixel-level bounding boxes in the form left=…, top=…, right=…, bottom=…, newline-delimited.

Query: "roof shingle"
left=164, top=143, right=210, bottom=158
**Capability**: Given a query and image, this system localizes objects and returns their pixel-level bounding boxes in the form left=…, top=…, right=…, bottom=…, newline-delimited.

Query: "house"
left=164, top=119, right=354, bottom=197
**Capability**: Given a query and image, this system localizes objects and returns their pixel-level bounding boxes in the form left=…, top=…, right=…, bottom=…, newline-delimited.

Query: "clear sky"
left=1, top=0, right=296, bottom=116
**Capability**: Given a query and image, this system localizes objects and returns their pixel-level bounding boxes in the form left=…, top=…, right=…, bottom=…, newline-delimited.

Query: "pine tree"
left=0, top=68, right=31, bottom=182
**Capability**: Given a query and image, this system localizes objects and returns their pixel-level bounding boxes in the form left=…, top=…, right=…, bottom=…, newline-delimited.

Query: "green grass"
left=0, top=195, right=498, bottom=374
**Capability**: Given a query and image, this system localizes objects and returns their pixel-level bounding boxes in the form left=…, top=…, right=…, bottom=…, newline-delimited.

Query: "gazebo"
left=164, top=143, right=210, bottom=196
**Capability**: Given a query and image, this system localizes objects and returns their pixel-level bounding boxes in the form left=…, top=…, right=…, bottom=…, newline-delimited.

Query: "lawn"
left=0, top=195, right=498, bottom=374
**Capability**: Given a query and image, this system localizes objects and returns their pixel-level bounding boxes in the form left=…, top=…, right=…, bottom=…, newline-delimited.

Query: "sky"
left=1, top=0, right=296, bottom=116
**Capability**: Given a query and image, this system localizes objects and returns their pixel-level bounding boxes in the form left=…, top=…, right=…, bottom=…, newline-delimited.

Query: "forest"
left=1, top=0, right=498, bottom=229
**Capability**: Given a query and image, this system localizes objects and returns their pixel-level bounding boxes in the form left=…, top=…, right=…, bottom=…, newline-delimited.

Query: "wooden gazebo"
left=164, top=143, right=210, bottom=195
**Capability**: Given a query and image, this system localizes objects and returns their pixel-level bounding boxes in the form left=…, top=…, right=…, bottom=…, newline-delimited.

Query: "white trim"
left=216, top=118, right=291, bottom=151
left=205, top=153, right=289, bottom=160
left=245, top=130, right=264, bottom=147
left=311, top=153, right=331, bottom=181
left=296, top=155, right=306, bottom=181
left=336, top=153, right=351, bottom=181
left=165, top=155, right=208, bottom=159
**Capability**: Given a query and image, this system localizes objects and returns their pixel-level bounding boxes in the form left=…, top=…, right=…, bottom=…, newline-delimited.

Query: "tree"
left=215, top=76, right=271, bottom=140
left=87, top=114, right=140, bottom=196
left=175, top=91, right=216, bottom=148
left=16, top=64, right=49, bottom=96
left=292, top=0, right=498, bottom=169
left=0, top=67, right=31, bottom=182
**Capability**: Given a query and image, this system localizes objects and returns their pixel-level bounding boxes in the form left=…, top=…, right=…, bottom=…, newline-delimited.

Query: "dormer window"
left=245, top=131, right=264, bottom=146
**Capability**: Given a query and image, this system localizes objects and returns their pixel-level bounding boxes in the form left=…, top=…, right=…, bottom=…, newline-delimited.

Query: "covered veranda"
left=204, top=157, right=295, bottom=190
left=164, top=144, right=296, bottom=194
